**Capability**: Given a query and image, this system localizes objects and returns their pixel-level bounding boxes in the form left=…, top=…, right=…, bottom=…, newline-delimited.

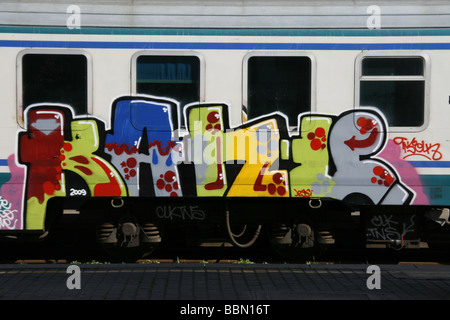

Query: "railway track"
left=1, top=236, right=450, bottom=265
left=0, top=221, right=448, bottom=264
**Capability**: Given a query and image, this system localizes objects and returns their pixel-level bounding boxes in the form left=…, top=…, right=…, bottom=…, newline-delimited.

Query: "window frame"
left=355, top=51, right=430, bottom=132
left=242, top=51, right=316, bottom=130
left=131, top=50, right=205, bottom=128
left=17, top=49, right=93, bottom=128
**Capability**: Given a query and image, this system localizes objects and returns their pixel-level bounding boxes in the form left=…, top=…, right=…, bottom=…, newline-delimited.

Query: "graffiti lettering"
left=293, top=189, right=313, bottom=197
left=393, top=136, right=442, bottom=161
left=156, top=205, right=206, bottom=221
left=0, top=196, right=18, bottom=230
left=105, top=98, right=181, bottom=198
left=368, top=214, right=399, bottom=240
left=7, top=96, right=417, bottom=231
left=366, top=214, right=416, bottom=241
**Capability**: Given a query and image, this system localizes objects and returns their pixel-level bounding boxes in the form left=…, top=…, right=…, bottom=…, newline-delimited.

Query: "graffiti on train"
left=2, top=95, right=419, bottom=230
left=366, top=214, right=417, bottom=241
left=393, top=136, right=442, bottom=161
left=156, top=205, right=206, bottom=221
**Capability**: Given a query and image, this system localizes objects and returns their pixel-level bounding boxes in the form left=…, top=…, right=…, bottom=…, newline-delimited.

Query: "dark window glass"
left=362, top=57, right=423, bottom=76
left=136, top=55, right=200, bottom=126
left=22, top=54, right=88, bottom=115
left=247, top=56, right=311, bottom=127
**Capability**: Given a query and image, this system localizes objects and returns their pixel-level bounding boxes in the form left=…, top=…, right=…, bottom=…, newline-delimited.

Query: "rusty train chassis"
left=2, top=195, right=449, bottom=261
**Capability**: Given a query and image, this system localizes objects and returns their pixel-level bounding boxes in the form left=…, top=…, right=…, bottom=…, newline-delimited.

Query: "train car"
left=0, top=0, right=450, bottom=259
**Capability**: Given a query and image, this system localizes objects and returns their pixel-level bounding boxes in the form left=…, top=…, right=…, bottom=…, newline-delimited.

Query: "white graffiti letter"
left=366, top=5, right=381, bottom=30
left=0, top=196, right=18, bottom=230
left=66, top=265, right=81, bottom=289
left=66, top=5, right=81, bottom=30
left=366, top=265, right=381, bottom=289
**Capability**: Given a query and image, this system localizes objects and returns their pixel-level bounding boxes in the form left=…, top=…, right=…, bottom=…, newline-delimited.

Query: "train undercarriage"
left=19, top=195, right=447, bottom=261
left=2, top=195, right=449, bottom=262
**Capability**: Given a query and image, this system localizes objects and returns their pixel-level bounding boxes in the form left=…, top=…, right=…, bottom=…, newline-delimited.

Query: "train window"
left=244, top=54, right=313, bottom=128
left=356, top=54, right=429, bottom=131
left=19, top=52, right=90, bottom=125
left=133, top=54, right=203, bottom=127
left=362, top=57, right=423, bottom=76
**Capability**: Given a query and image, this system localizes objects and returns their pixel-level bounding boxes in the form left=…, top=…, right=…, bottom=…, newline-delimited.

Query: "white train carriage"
left=0, top=0, right=449, bottom=258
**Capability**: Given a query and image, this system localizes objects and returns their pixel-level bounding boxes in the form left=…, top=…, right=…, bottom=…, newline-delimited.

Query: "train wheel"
left=268, top=223, right=332, bottom=262
left=96, top=221, right=161, bottom=261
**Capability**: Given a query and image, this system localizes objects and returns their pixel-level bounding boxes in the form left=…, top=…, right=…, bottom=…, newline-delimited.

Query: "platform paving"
left=0, top=262, right=448, bottom=302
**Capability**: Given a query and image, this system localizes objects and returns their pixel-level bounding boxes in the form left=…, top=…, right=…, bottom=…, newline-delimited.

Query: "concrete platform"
left=0, top=262, right=448, bottom=302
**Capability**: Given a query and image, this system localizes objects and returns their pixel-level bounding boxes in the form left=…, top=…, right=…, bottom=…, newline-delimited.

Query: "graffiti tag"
left=393, top=136, right=442, bottom=161
left=293, top=189, right=313, bottom=197
left=0, top=196, right=18, bottom=230
left=156, top=205, right=206, bottom=221
left=366, top=214, right=415, bottom=241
